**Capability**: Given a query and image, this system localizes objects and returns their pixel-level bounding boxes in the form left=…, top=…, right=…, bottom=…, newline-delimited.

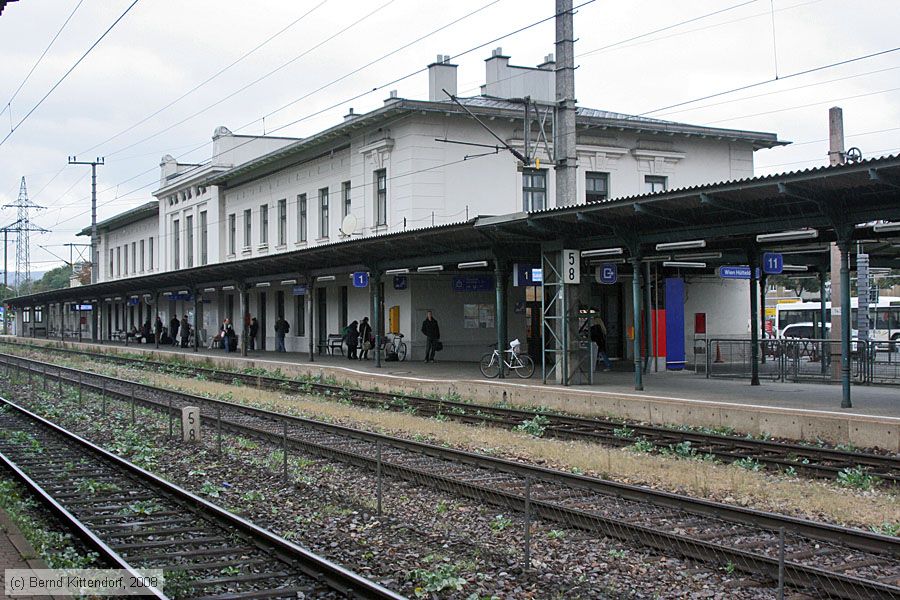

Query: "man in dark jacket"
left=274, top=316, right=290, bottom=352
left=249, top=317, right=259, bottom=350
left=180, top=315, right=191, bottom=348
left=170, top=316, right=180, bottom=346
left=421, top=310, right=440, bottom=362
left=154, top=315, right=163, bottom=344
left=358, top=317, right=372, bottom=360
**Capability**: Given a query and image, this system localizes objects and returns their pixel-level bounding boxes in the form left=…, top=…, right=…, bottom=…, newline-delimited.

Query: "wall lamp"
left=385, top=268, right=409, bottom=275
left=417, top=265, right=444, bottom=272
left=222, top=285, right=236, bottom=291
left=780, top=265, right=809, bottom=272
left=316, top=275, right=336, bottom=282
left=656, top=240, right=706, bottom=251
left=674, top=251, right=722, bottom=260
left=203, top=287, right=216, bottom=293
left=756, top=229, right=818, bottom=242
left=255, top=282, right=271, bottom=288
left=581, top=247, right=623, bottom=257
left=873, top=221, right=900, bottom=233
left=458, top=261, right=488, bottom=269
left=280, top=279, right=297, bottom=286
left=662, top=261, right=707, bottom=268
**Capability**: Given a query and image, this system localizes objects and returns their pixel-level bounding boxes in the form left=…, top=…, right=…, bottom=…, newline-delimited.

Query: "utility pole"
left=827, top=107, right=844, bottom=381
left=554, top=0, right=577, bottom=207
left=67, top=156, right=104, bottom=284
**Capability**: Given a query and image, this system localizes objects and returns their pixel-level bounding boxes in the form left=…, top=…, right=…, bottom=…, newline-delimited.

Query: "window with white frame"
left=319, top=187, right=329, bottom=238
left=109, top=249, right=114, bottom=279
left=131, top=242, right=136, bottom=274
left=585, top=171, right=609, bottom=203
left=644, top=175, right=667, bottom=193
left=375, top=169, right=386, bottom=226
left=260, top=203, right=269, bottom=246
left=297, top=194, right=307, bottom=242
left=123, top=244, right=128, bottom=275
left=116, top=247, right=121, bottom=277
left=139, top=239, right=145, bottom=272
left=148, top=237, right=154, bottom=270
left=522, top=168, right=546, bottom=212
left=200, top=210, right=208, bottom=265
left=243, top=209, right=252, bottom=249
left=173, top=219, right=181, bottom=270
left=228, top=214, right=236, bottom=255
left=342, top=181, right=351, bottom=218
left=277, top=199, right=286, bottom=246
left=186, top=214, right=194, bottom=268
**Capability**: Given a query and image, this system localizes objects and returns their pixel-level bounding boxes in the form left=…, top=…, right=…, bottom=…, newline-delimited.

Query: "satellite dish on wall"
left=340, top=214, right=358, bottom=236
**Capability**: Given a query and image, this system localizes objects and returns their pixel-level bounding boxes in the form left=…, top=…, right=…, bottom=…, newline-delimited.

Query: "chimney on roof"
left=384, top=89, right=400, bottom=104
left=343, top=107, right=359, bottom=122
left=538, top=53, right=555, bottom=69
left=427, top=53, right=457, bottom=101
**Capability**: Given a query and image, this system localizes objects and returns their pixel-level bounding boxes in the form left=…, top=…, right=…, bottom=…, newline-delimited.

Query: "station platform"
left=0, top=508, right=54, bottom=599
left=5, top=337, right=900, bottom=451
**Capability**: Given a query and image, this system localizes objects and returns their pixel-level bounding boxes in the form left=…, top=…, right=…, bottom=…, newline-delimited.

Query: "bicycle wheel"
left=513, top=354, right=535, bottom=378
left=396, top=342, right=408, bottom=361
left=479, top=352, right=501, bottom=378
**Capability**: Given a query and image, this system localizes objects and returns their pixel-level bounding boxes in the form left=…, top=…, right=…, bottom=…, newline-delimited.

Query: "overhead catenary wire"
left=0, top=0, right=141, bottom=149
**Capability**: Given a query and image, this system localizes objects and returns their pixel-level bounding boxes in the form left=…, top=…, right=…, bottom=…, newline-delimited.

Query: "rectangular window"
left=109, top=249, right=114, bottom=279
left=319, top=187, right=329, bottom=238
left=645, top=175, right=667, bottom=193
left=186, top=214, right=194, bottom=268
left=297, top=194, right=307, bottom=242
left=243, top=209, right=252, bottom=249
left=277, top=198, right=286, bottom=246
left=116, top=247, right=121, bottom=276
left=173, top=219, right=181, bottom=270
left=522, top=168, right=546, bottom=212
left=139, top=239, right=145, bottom=272
left=200, top=210, right=208, bottom=265
left=148, top=237, right=154, bottom=270
left=260, top=203, right=269, bottom=246
left=123, top=245, right=128, bottom=275
left=375, top=169, right=387, bottom=226
left=34, top=307, right=42, bottom=323
left=342, top=181, right=351, bottom=218
left=295, top=293, right=306, bottom=336
left=23, top=308, right=30, bottom=323
left=585, top=171, right=609, bottom=203
left=228, top=213, right=236, bottom=255
left=131, top=242, right=136, bottom=274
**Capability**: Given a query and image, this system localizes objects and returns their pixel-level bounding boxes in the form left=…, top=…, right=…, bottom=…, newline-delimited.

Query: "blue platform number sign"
left=762, top=252, right=783, bottom=275
left=597, top=263, right=617, bottom=285
left=352, top=271, right=369, bottom=288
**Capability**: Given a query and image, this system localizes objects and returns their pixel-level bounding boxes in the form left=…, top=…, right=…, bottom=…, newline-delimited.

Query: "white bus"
left=775, top=297, right=900, bottom=341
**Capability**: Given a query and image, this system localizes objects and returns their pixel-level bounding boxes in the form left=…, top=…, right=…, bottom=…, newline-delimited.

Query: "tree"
left=31, top=266, right=72, bottom=293
left=767, top=275, right=821, bottom=297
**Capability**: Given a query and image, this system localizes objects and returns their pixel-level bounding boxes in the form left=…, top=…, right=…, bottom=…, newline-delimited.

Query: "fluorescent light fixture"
left=663, top=261, right=706, bottom=268
left=780, top=265, right=809, bottom=272
left=280, top=279, right=297, bottom=286
left=385, top=268, right=409, bottom=275
left=417, top=265, right=444, bottom=272
left=316, top=275, right=336, bottom=282
left=458, top=260, right=488, bottom=269
left=581, top=247, right=623, bottom=258
left=255, top=282, right=271, bottom=288
left=756, top=229, right=818, bottom=242
left=643, top=255, right=671, bottom=263
left=177, top=290, right=189, bottom=294
left=588, top=258, right=626, bottom=265
left=777, top=245, right=829, bottom=255
left=203, top=287, right=216, bottom=293
left=873, top=221, right=900, bottom=233
left=162, top=292, right=172, bottom=296
left=114, top=296, right=123, bottom=301
left=222, top=285, right=235, bottom=291
left=674, top=251, right=722, bottom=260
left=129, top=295, right=139, bottom=300
left=656, top=240, right=706, bottom=251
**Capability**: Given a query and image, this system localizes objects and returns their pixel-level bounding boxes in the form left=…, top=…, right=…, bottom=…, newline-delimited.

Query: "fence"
left=702, top=338, right=900, bottom=385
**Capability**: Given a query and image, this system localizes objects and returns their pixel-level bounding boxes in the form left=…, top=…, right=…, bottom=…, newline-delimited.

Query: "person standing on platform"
left=170, top=315, right=180, bottom=346
left=346, top=320, right=359, bottom=360
left=223, top=320, right=236, bottom=353
left=274, top=315, right=290, bottom=352
left=421, top=310, right=440, bottom=363
left=358, top=316, right=372, bottom=360
left=590, top=317, right=613, bottom=372
left=154, top=315, right=163, bottom=344
left=249, top=317, right=259, bottom=350
left=180, top=315, right=191, bottom=348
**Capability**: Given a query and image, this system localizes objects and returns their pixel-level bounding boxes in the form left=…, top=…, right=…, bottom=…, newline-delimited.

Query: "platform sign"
left=513, top=263, right=541, bottom=286
left=762, top=252, right=783, bottom=275
left=718, top=266, right=761, bottom=280
left=562, top=249, right=581, bottom=283
left=531, top=268, right=543, bottom=283
left=452, top=275, right=493, bottom=292
left=70, top=304, right=93, bottom=311
left=182, top=406, right=200, bottom=442
left=292, top=285, right=307, bottom=296
left=393, top=275, right=408, bottom=290
left=352, top=271, right=369, bottom=288
left=596, top=263, right=617, bottom=284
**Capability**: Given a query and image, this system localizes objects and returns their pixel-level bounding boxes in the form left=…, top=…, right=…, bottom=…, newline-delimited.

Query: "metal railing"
left=702, top=337, right=900, bottom=385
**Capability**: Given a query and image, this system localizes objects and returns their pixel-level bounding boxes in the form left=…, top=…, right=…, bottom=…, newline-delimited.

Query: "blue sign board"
left=452, top=275, right=493, bottom=292
left=718, top=266, right=761, bottom=280
left=292, top=285, right=308, bottom=296
left=393, top=275, right=408, bottom=290
left=70, top=304, right=93, bottom=311
left=352, top=271, right=369, bottom=288
left=597, top=263, right=618, bottom=284
left=513, top=263, right=541, bottom=286
left=762, top=252, right=783, bottom=275
left=532, top=268, right=543, bottom=284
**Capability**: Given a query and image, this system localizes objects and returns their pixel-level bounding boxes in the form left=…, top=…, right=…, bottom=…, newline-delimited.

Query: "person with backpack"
left=170, top=315, right=180, bottom=346
left=274, top=316, right=290, bottom=352
left=346, top=320, right=360, bottom=360
left=590, top=317, right=613, bottom=372
left=180, top=314, right=191, bottom=348
left=249, top=317, right=259, bottom=350
left=421, top=310, right=440, bottom=362
left=358, top=317, right=372, bottom=360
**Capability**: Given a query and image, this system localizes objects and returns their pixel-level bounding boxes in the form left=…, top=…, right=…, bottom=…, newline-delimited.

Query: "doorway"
left=258, top=292, right=267, bottom=350
left=593, top=283, right=624, bottom=359
left=317, top=287, right=328, bottom=346
left=524, top=285, right=542, bottom=363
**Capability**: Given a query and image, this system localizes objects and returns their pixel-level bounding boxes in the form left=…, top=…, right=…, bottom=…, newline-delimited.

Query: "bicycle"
left=479, top=340, right=534, bottom=378
left=378, top=332, right=408, bottom=361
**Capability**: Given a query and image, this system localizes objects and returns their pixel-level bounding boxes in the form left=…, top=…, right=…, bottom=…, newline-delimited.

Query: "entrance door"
left=525, top=286, right=542, bottom=362
left=317, top=288, right=328, bottom=346
left=258, top=292, right=267, bottom=350
left=596, top=284, right=624, bottom=359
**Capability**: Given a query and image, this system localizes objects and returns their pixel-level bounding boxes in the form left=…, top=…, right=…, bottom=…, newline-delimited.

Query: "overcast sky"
left=1, top=0, right=898, bottom=273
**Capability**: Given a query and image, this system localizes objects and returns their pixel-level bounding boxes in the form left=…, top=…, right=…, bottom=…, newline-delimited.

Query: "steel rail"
left=2, top=342, right=897, bottom=485
left=0, top=395, right=407, bottom=600
left=3, top=354, right=898, bottom=599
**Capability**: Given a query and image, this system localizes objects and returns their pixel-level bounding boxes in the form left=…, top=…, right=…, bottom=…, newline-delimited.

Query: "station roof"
left=76, top=201, right=158, bottom=237
left=9, top=155, right=900, bottom=307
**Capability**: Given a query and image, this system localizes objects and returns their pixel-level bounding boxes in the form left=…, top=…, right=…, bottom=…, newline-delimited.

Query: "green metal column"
left=760, top=274, right=767, bottom=364
left=307, top=276, right=315, bottom=362
left=372, top=270, right=383, bottom=368
left=239, top=285, right=248, bottom=357
left=630, top=258, right=643, bottom=391
left=839, top=241, right=852, bottom=408
left=495, top=259, right=508, bottom=379
left=749, top=250, right=760, bottom=386
left=819, top=269, right=828, bottom=375
left=193, top=287, right=200, bottom=353
left=643, top=261, right=653, bottom=373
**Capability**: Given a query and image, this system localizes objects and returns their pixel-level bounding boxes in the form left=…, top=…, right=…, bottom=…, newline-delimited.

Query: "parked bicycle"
left=479, top=339, right=534, bottom=378
left=379, top=332, right=408, bottom=361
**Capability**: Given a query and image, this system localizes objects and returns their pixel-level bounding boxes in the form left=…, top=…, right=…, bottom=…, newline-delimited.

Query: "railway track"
left=0, top=397, right=405, bottom=600
left=4, top=342, right=899, bottom=486
left=2, top=353, right=898, bottom=599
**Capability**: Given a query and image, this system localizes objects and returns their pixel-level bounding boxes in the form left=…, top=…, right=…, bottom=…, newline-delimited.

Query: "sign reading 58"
left=562, top=249, right=581, bottom=283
